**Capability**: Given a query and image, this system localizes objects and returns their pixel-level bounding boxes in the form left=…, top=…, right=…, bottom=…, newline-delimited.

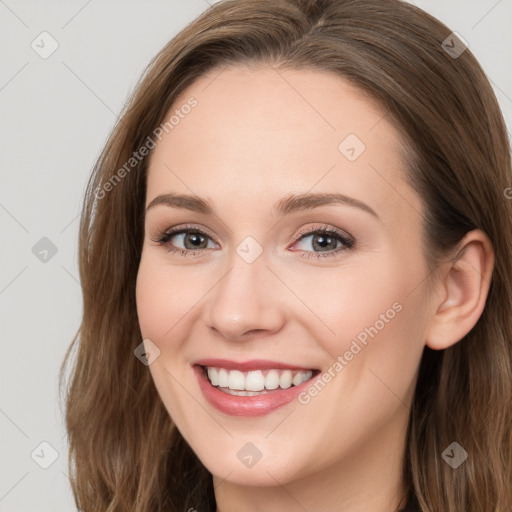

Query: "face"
left=136, top=66, right=433, bottom=487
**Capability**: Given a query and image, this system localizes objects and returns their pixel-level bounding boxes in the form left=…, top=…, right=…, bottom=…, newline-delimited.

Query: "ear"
left=425, top=229, right=494, bottom=350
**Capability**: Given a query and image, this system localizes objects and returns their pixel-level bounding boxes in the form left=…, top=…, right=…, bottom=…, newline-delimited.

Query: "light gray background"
left=1, top=1, right=511, bottom=510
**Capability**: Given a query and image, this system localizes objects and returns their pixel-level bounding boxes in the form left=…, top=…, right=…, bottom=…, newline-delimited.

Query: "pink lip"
left=192, top=358, right=314, bottom=371
left=192, top=363, right=319, bottom=417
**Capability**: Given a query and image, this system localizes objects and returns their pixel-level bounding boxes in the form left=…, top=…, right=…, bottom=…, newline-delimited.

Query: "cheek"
left=135, top=256, right=201, bottom=440
left=287, top=269, right=424, bottom=464
left=135, top=263, right=168, bottom=341
left=283, top=257, right=401, bottom=346
left=293, top=249, right=426, bottom=377
left=135, top=254, right=201, bottom=342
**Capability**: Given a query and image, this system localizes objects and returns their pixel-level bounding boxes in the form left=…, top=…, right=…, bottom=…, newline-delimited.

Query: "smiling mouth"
left=200, top=365, right=319, bottom=396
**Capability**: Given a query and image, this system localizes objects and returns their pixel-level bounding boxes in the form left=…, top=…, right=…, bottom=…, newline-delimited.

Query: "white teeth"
left=204, top=367, right=314, bottom=392
left=265, top=369, right=280, bottom=390
left=280, top=370, right=292, bottom=389
left=245, top=371, right=265, bottom=391
left=207, top=367, right=219, bottom=386
left=223, top=389, right=270, bottom=396
left=293, top=372, right=305, bottom=386
left=228, top=370, right=245, bottom=390
left=218, top=368, right=229, bottom=388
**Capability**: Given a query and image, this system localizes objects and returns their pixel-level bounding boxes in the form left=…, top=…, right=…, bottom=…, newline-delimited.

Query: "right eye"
left=151, top=224, right=219, bottom=257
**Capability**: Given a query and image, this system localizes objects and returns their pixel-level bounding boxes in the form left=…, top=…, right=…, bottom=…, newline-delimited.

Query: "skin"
left=135, top=65, right=494, bottom=512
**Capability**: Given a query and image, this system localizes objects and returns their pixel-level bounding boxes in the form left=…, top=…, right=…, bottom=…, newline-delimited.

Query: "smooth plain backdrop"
left=1, top=1, right=511, bottom=510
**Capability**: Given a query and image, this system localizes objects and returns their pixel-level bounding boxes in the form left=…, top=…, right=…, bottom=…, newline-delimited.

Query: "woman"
left=59, top=0, right=512, bottom=510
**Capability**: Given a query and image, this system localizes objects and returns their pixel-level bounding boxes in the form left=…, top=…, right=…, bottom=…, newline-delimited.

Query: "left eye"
left=291, top=228, right=354, bottom=258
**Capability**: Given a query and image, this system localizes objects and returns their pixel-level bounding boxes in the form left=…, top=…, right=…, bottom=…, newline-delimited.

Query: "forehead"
left=146, top=65, right=421, bottom=225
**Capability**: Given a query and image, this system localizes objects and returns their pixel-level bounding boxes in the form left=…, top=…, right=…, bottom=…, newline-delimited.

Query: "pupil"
left=314, top=235, right=335, bottom=251
left=187, top=232, right=206, bottom=249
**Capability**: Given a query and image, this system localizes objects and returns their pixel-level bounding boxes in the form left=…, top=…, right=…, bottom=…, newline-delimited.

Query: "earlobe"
left=425, top=230, right=494, bottom=350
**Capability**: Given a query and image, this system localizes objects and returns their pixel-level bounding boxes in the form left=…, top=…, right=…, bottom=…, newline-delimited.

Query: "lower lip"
left=193, top=365, right=317, bottom=417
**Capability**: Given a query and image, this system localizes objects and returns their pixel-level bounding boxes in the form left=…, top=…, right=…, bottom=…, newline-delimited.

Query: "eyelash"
left=150, top=223, right=355, bottom=259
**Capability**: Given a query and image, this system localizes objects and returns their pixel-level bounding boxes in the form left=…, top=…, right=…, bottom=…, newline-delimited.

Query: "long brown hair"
left=59, top=0, right=512, bottom=510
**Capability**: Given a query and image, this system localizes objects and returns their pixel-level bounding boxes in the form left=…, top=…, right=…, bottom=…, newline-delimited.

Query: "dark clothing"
left=400, top=491, right=420, bottom=512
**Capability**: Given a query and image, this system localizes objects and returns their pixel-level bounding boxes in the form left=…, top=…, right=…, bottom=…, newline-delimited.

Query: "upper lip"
left=192, top=358, right=317, bottom=371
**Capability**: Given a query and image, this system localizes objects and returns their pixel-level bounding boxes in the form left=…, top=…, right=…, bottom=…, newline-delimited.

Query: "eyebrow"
left=145, top=192, right=379, bottom=219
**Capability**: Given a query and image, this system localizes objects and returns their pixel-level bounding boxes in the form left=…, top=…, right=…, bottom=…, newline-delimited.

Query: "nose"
left=202, top=249, right=286, bottom=342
